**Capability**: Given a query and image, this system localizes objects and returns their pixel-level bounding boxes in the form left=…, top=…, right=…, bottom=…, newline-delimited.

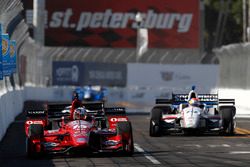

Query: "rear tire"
left=28, top=124, right=44, bottom=138
left=220, top=106, right=236, bottom=136
left=26, top=138, right=35, bottom=158
left=149, top=107, right=164, bottom=137
left=117, top=121, right=134, bottom=156
left=26, top=124, right=44, bottom=158
left=89, top=131, right=101, bottom=151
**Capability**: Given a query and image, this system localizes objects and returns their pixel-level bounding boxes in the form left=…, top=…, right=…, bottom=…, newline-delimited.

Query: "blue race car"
left=74, top=86, right=108, bottom=102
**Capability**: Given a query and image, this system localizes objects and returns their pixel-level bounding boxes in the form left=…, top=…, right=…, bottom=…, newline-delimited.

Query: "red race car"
left=24, top=102, right=134, bottom=158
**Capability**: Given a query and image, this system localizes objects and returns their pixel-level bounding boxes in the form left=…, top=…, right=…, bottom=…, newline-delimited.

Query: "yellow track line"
left=235, top=127, right=250, bottom=135
left=225, top=128, right=250, bottom=138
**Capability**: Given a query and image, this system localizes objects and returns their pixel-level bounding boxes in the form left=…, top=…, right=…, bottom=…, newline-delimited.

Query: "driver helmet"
left=73, top=107, right=86, bottom=120
left=188, top=98, right=200, bottom=107
left=72, top=91, right=79, bottom=101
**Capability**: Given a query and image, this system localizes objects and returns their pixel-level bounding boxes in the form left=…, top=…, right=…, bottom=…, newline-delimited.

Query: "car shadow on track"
left=31, top=152, right=140, bottom=160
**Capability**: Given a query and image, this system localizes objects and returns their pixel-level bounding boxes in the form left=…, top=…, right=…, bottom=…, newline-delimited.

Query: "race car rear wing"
left=26, top=110, right=47, bottom=118
left=156, top=94, right=235, bottom=105
left=155, top=99, right=172, bottom=104
left=83, top=101, right=104, bottom=111
left=218, top=99, right=235, bottom=105
left=104, top=107, right=126, bottom=115
left=47, top=103, right=71, bottom=119
left=172, top=94, right=218, bottom=104
left=47, top=101, right=105, bottom=119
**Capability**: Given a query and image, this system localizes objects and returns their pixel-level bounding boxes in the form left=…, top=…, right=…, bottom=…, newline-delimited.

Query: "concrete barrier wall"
left=127, top=64, right=219, bottom=89
left=216, top=89, right=250, bottom=117
left=23, top=86, right=73, bottom=102
left=0, top=90, right=24, bottom=141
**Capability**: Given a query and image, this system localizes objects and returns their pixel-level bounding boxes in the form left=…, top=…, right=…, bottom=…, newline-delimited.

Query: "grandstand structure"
left=45, top=47, right=200, bottom=64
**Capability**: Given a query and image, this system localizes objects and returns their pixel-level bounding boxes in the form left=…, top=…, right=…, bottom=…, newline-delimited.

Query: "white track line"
left=229, top=151, right=250, bottom=154
left=134, top=143, right=161, bottom=165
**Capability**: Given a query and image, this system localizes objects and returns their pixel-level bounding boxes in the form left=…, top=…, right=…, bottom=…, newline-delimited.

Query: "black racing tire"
left=28, top=124, right=44, bottom=138
left=149, top=107, right=164, bottom=137
left=27, top=124, right=44, bottom=158
left=45, top=121, right=52, bottom=130
left=117, top=121, right=134, bottom=156
left=220, top=106, right=236, bottom=136
left=26, top=137, right=44, bottom=159
left=89, top=131, right=101, bottom=151
left=26, top=137, right=35, bottom=158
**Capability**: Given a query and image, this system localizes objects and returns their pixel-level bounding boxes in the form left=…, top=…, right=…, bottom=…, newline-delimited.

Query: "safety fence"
left=214, top=43, right=250, bottom=89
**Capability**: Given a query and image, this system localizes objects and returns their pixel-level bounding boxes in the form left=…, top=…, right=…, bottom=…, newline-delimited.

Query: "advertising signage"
left=2, top=34, right=11, bottom=76
left=10, top=40, right=17, bottom=73
left=52, top=61, right=127, bottom=87
left=0, top=25, right=2, bottom=80
left=22, top=0, right=200, bottom=48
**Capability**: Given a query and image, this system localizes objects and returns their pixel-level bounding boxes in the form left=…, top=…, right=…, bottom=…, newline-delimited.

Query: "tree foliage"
left=204, top=0, right=242, bottom=51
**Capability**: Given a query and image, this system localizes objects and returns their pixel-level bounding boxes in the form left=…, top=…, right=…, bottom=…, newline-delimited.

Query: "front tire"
left=220, top=106, right=236, bottom=136
left=149, top=108, right=163, bottom=137
left=117, top=121, right=134, bottom=156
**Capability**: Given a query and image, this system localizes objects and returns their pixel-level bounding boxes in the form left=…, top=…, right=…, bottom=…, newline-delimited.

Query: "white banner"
left=127, top=63, right=219, bottom=92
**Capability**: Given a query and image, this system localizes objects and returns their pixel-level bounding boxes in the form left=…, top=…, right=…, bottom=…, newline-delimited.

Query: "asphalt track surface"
left=1, top=103, right=250, bottom=167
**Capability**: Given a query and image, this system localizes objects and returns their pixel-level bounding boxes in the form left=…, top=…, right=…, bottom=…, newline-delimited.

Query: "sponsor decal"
left=77, top=138, right=87, bottom=142
left=26, top=120, right=43, bottom=124
left=197, top=95, right=218, bottom=102
left=161, top=71, right=191, bottom=82
left=103, top=140, right=119, bottom=146
left=10, top=44, right=14, bottom=57
left=0, top=25, right=2, bottom=80
left=31, top=9, right=192, bottom=33
left=52, top=61, right=127, bottom=86
left=56, top=65, right=79, bottom=83
left=27, top=110, right=45, bottom=114
left=110, top=117, right=128, bottom=122
left=72, top=124, right=88, bottom=130
left=47, top=129, right=59, bottom=133
left=44, top=142, right=59, bottom=147
left=89, top=70, right=122, bottom=80
left=9, top=40, right=17, bottom=74
left=2, top=34, right=11, bottom=76
left=161, top=71, right=174, bottom=81
left=2, top=37, right=8, bottom=56
left=71, top=65, right=79, bottom=82
left=25, top=9, right=193, bottom=32
left=174, top=94, right=218, bottom=102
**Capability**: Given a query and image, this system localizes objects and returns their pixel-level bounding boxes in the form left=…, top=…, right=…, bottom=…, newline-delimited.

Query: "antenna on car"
left=192, top=85, right=196, bottom=91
